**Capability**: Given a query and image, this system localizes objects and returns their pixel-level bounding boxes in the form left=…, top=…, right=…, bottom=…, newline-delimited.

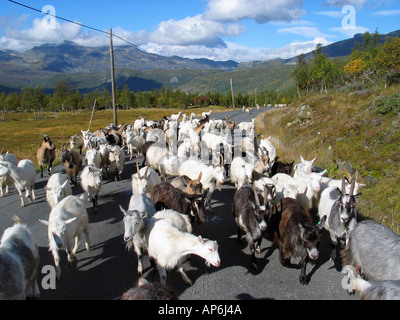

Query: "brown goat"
left=37, top=134, right=56, bottom=178
left=152, top=182, right=209, bottom=224
left=273, top=198, right=326, bottom=285
left=121, top=278, right=178, bottom=300
left=60, top=144, right=82, bottom=185
left=170, top=172, right=203, bottom=195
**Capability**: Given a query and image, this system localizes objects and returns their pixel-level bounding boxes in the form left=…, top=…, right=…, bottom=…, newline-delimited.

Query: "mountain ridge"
left=0, top=29, right=399, bottom=94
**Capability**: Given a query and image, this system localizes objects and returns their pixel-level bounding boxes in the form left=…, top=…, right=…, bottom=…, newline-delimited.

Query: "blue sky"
left=1, top=0, right=399, bottom=61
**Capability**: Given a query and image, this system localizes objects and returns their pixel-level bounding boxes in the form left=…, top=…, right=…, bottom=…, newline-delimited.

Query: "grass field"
left=0, top=106, right=232, bottom=168
left=255, top=84, right=400, bottom=233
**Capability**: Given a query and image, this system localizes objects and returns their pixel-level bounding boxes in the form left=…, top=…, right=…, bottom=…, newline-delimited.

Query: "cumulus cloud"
left=147, top=15, right=245, bottom=47
left=204, top=0, right=305, bottom=23
left=0, top=17, right=81, bottom=51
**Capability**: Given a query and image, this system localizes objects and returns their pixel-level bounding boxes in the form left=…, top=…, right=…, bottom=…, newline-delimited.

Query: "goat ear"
left=298, top=223, right=305, bottom=237
left=202, top=188, right=209, bottom=198
left=318, top=215, right=327, bottom=229
left=353, top=193, right=362, bottom=200
left=39, top=219, right=49, bottom=226
left=198, top=235, right=204, bottom=244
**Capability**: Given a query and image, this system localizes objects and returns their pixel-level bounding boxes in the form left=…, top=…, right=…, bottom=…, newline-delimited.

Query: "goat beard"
left=216, top=181, right=222, bottom=191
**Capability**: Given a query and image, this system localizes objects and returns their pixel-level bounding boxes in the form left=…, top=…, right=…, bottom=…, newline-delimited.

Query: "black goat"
left=273, top=198, right=326, bottom=285
left=233, top=185, right=269, bottom=271
left=152, top=182, right=209, bottom=224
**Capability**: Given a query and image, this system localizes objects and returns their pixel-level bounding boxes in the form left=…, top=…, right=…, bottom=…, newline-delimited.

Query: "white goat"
left=292, top=155, right=317, bottom=178
left=132, top=163, right=162, bottom=199
left=0, top=217, right=40, bottom=300
left=147, top=215, right=220, bottom=285
left=120, top=193, right=157, bottom=274
left=145, top=142, right=168, bottom=172
left=126, top=131, right=144, bottom=160
left=109, top=145, right=126, bottom=181
left=158, top=155, right=186, bottom=181
left=0, top=159, right=36, bottom=207
left=85, top=146, right=102, bottom=169
left=0, top=151, right=18, bottom=197
left=237, top=118, right=255, bottom=131
left=39, top=194, right=90, bottom=280
left=45, top=173, right=72, bottom=209
left=170, top=111, right=182, bottom=122
left=258, top=136, right=277, bottom=166
left=230, top=156, right=254, bottom=189
left=80, top=165, right=102, bottom=213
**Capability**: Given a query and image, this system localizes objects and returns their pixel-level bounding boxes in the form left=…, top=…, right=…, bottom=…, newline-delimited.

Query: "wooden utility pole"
left=230, top=78, right=235, bottom=108
left=109, top=28, right=117, bottom=126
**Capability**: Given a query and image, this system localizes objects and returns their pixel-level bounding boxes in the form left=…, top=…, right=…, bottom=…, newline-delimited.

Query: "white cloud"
left=204, top=0, right=305, bottom=23
left=0, top=18, right=81, bottom=51
left=323, top=0, right=370, bottom=8
left=330, top=25, right=370, bottom=37
left=278, top=26, right=335, bottom=39
left=373, top=9, right=400, bottom=16
left=147, top=15, right=245, bottom=47
left=312, top=11, right=343, bottom=18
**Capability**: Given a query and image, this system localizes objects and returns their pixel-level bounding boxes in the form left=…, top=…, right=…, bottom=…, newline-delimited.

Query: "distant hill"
left=0, top=29, right=399, bottom=95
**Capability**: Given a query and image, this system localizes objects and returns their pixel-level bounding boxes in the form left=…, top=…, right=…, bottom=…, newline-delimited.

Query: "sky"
left=0, top=0, right=399, bottom=62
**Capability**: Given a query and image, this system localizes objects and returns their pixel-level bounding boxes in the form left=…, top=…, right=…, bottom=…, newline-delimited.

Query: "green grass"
left=255, top=84, right=400, bottom=233
left=0, top=105, right=232, bottom=170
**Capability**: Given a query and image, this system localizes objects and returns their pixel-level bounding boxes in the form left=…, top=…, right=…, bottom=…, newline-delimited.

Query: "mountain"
left=0, top=29, right=399, bottom=95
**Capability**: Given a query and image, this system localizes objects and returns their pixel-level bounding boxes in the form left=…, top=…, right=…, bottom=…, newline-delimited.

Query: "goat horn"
left=219, top=154, right=224, bottom=167
left=144, top=164, right=150, bottom=178
left=252, top=186, right=261, bottom=207
left=344, top=168, right=352, bottom=181
left=349, top=175, right=356, bottom=197
left=341, top=176, right=346, bottom=194
left=196, top=172, right=202, bottom=181
left=136, top=162, right=141, bottom=179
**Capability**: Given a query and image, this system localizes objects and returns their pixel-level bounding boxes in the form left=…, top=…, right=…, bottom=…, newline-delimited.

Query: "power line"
left=8, top=0, right=141, bottom=48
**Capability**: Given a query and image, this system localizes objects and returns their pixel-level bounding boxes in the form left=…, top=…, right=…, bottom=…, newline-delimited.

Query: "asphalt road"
left=0, top=107, right=357, bottom=301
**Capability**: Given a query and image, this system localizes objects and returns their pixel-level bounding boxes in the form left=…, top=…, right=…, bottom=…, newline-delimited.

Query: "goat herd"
left=0, top=109, right=400, bottom=301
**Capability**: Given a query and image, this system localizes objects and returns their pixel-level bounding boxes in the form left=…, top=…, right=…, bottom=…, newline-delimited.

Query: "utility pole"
left=230, top=78, right=235, bottom=108
left=109, top=28, right=117, bottom=126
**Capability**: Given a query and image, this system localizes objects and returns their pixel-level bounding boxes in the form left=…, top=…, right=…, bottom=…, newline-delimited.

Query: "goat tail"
left=273, top=232, right=282, bottom=246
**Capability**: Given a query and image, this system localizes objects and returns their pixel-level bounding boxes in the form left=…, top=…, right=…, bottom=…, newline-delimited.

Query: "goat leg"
left=299, top=253, right=310, bottom=285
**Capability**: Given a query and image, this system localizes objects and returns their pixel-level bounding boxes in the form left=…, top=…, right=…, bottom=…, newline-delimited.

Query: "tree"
left=376, top=37, right=400, bottom=88
left=291, top=54, right=309, bottom=97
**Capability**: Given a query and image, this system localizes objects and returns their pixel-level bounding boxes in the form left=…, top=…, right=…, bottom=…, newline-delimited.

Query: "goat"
left=152, top=182, right=209, bottom=224
left=170, top=172, right=203, bottom=195
left=237, top=118, right=255, bottom=131
left=273, top=198, right=326, bottom=285
left=145, top=142, right=168, bottom=172
left=202, top=110, right=212, bottom=119
left=108, top=145, right=125, bottom=181
left=69, top=134, right=84, bottom=154
left=80, top=165, right=102, bottom=213
left=270, top=160, right=294, bottom=177
left=158, top=154, right=186, bottom=181
left=0, top=159, right=36, bottom=207
left=120, top=193, right=157, bottom=274
left=37, top=134, right=56, bottom=178
left=0, top=151, right=18, bottom=197
left=147, top=216, right=220, bottom=285
left=233, top=185, right=268, bottom=270
left=59, top=144, right=82, bottom=185
left=170, top=111, right=182, bottom=122
left=179, top=156, right=225, bottom=215
left=341, top=220, right=400, bottom=282
left=292, top=155, right=317, bottom=178
left=0, top=217, right=40, bottom=300
left=85, top=145, right=102, bottom=169
left=258, top=136, right=276, bottom=166
left=230, top=156, right=254, bottom=189
left=342, top=265, right=400, bottom=300
left=126, top=131, right=144, bottom=160
left=39, top=194, right=90, bottom=280
left=120, top=278, right=179, bottom=300
left=318, top=177, right=361, bottom=263
left=45, top=173, right=72, bottom=209
left=132, top=163, right=162, bottom=199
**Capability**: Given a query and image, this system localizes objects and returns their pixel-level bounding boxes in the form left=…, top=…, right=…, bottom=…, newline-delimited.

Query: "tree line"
left=291, top=31, right=400, bottom=96
left=0, top=80, right=293, bottom=113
